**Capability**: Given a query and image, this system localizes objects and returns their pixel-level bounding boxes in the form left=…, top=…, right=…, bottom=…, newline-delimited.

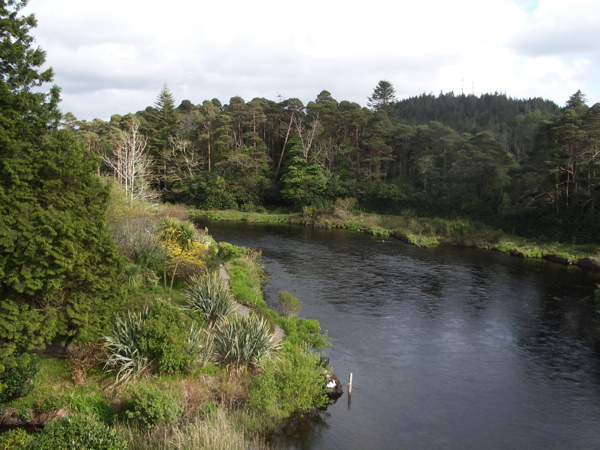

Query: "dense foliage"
left=72, top=82, right=599, bottom=242
left=30, top=414, right=127, bottom=449
left=124, top=381, right=184, bottom=428
left=249, top=347, right=328, bottom=419
left=104, top=298, right=205, bottom=381
left=0, top=0, right=125, bottom=383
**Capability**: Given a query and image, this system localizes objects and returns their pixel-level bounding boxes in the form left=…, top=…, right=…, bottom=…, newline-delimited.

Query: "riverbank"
left=190, top=208, right=600, bottom=271
left=0, top=232, right=332, bottom=449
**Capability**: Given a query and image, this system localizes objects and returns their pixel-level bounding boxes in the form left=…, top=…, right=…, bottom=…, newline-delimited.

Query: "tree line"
left=69, top=82, right=600, bottom=242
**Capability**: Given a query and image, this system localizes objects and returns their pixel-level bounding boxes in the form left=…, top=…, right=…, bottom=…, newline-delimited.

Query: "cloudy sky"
left=24, top=0, right=600, bottom=121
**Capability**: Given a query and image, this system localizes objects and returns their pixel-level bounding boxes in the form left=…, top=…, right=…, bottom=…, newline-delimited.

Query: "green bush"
left=0, top=352, right=39, bottom=403
left=277, top=291, right=302, bottom=317
left=278, top=317, right=330, bottom=350
left=249, top=347, right=328, bottom=419
left=29, top=414, right=127, bottom=449
left=0, top=427, right=34, bottom=449
left=124, top=381, right=183, bottom=428
left=138, top=299, right=199, bottom=374
left=217, top=242, right=245, bottom=260
left=104, top=299, right=203, bottom=382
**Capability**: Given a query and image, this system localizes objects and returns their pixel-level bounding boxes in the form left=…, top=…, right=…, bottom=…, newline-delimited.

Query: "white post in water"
left=348, top=373, right=353, bottom=395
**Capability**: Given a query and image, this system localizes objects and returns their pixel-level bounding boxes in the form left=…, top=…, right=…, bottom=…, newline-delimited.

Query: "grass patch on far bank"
left=191, top=208, right=600, bottom=266
left=190, top=209, right=300, bottom=224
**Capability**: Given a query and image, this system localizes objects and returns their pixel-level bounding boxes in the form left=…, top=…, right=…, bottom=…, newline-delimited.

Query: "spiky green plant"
left=104, top=309, right=151, bottom=383
left=214, top=313, right=280, bottom=369
left=123, top=262, right=144, bottom=288
left=185, top=272, right=236, bottom=326
left=188, top=321, right=215, bottom=366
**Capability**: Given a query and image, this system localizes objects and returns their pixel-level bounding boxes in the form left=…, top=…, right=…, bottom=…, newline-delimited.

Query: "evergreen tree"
left=0, top=0, right=125, bottom=379
left=367, top=80, right=397, bottom=118
left=147, top=84, right=179, bottom=196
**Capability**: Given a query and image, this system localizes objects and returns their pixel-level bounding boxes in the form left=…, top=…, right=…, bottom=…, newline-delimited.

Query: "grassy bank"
left=191, top=207, right=600, bottom=269
left=0, top=201, right=334, bottom=449
left=1, top=247, right=331, bottom=449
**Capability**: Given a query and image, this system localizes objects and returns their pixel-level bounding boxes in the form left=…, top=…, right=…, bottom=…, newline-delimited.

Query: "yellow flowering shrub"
left=166, top=241, right=208, bottom=281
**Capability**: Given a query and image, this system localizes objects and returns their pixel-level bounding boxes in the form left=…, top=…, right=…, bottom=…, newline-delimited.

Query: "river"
left=198, top=219, right=600, bottom=449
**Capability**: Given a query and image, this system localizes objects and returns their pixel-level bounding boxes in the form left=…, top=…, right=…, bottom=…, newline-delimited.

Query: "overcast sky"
left=24, top=0, right=600, bottom=121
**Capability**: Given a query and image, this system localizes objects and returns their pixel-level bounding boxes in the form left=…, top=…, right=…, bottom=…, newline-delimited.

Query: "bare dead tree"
left=169, top=135, right=203, bottom=179
left=103, top=120, right=157, bottom=205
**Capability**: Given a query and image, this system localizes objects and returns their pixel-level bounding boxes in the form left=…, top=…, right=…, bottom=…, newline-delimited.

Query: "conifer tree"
left=0, top=0, right=125, bottom=379
left=148, top=84, right=179, bottom=196
left=368, top=80, right=398, bottom=118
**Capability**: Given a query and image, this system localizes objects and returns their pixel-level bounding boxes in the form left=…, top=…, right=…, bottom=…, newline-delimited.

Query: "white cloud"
left=23, top=0, right=600, bottom=120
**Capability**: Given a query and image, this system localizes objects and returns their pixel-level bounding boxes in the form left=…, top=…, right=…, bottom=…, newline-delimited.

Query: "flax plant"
left=214, top=314, right=280, bottom=370
left=185, top=272, right=236, bottom=326
left=104, top=309, right=151, bottom=383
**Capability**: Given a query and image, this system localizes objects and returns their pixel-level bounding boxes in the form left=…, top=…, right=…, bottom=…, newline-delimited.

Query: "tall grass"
left=119, top=407, right=271, bottom=449
left=227, top=257, right=267, bottom=308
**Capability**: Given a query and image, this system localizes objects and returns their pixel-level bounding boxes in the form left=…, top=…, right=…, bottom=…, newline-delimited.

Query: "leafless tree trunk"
left=169, top=136, right=203, bottom=179
left=103, top=120, right=157, bottom=205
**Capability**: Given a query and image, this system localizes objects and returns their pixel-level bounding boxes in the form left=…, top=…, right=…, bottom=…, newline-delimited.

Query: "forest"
left=69, top=81, right=599, bottom=243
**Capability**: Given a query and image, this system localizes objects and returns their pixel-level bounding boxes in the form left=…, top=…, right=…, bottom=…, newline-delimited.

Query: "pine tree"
left=367, top=80, right=398, bottom=118
left=0, top=0, right=125, bottom=379
left=147, top=84, right=179, bottom=196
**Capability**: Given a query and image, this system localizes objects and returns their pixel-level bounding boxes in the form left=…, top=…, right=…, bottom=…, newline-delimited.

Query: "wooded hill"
left=70, top=83, right=600, bottom=243
left=394, top=92, right=560, bottom=159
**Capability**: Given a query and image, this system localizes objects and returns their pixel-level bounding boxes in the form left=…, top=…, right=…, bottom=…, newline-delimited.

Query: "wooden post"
left=348, top=373, right=353, bottom=395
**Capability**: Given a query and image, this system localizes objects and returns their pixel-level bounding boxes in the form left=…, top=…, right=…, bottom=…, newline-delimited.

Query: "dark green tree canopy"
left=0, top=0, right=125, bottom=377
left=0, top=0, right=61, bottom=147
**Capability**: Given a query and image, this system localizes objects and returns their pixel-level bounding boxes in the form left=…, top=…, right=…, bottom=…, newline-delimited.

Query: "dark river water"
left=198, top=219, right=600, bottom=449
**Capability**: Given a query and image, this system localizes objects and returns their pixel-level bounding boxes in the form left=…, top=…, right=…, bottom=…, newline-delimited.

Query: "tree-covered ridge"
left=70, top=84, right=599, bottom=242
left=393, top=91, right=560, bottom=159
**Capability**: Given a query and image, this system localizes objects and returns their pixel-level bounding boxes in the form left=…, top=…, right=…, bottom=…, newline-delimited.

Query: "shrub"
left=248, top=347, right=328, bottom=419
left=165, top=241, right=208, bottom=282
left=137, top=299, right=199, bottom=375
left=217, top=242, right=245, bottom=260
left=0, top=352, right=39, bottom=403
left=108, top=213, right=163, bottom=274
left=124, top=381, right=183, bottom=428
left=278, top=317, right=330, bottom=350
left=185, top=272, right=236, bottom=326
left=277, top=291, right=302, bottom=317
left=104, top=299, right=203, bottom=381
left=0, top=427, right=34, bottom=449
left=29, top=414, right=127, bottom=449
left=214, top=314, right=280, bottom=369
